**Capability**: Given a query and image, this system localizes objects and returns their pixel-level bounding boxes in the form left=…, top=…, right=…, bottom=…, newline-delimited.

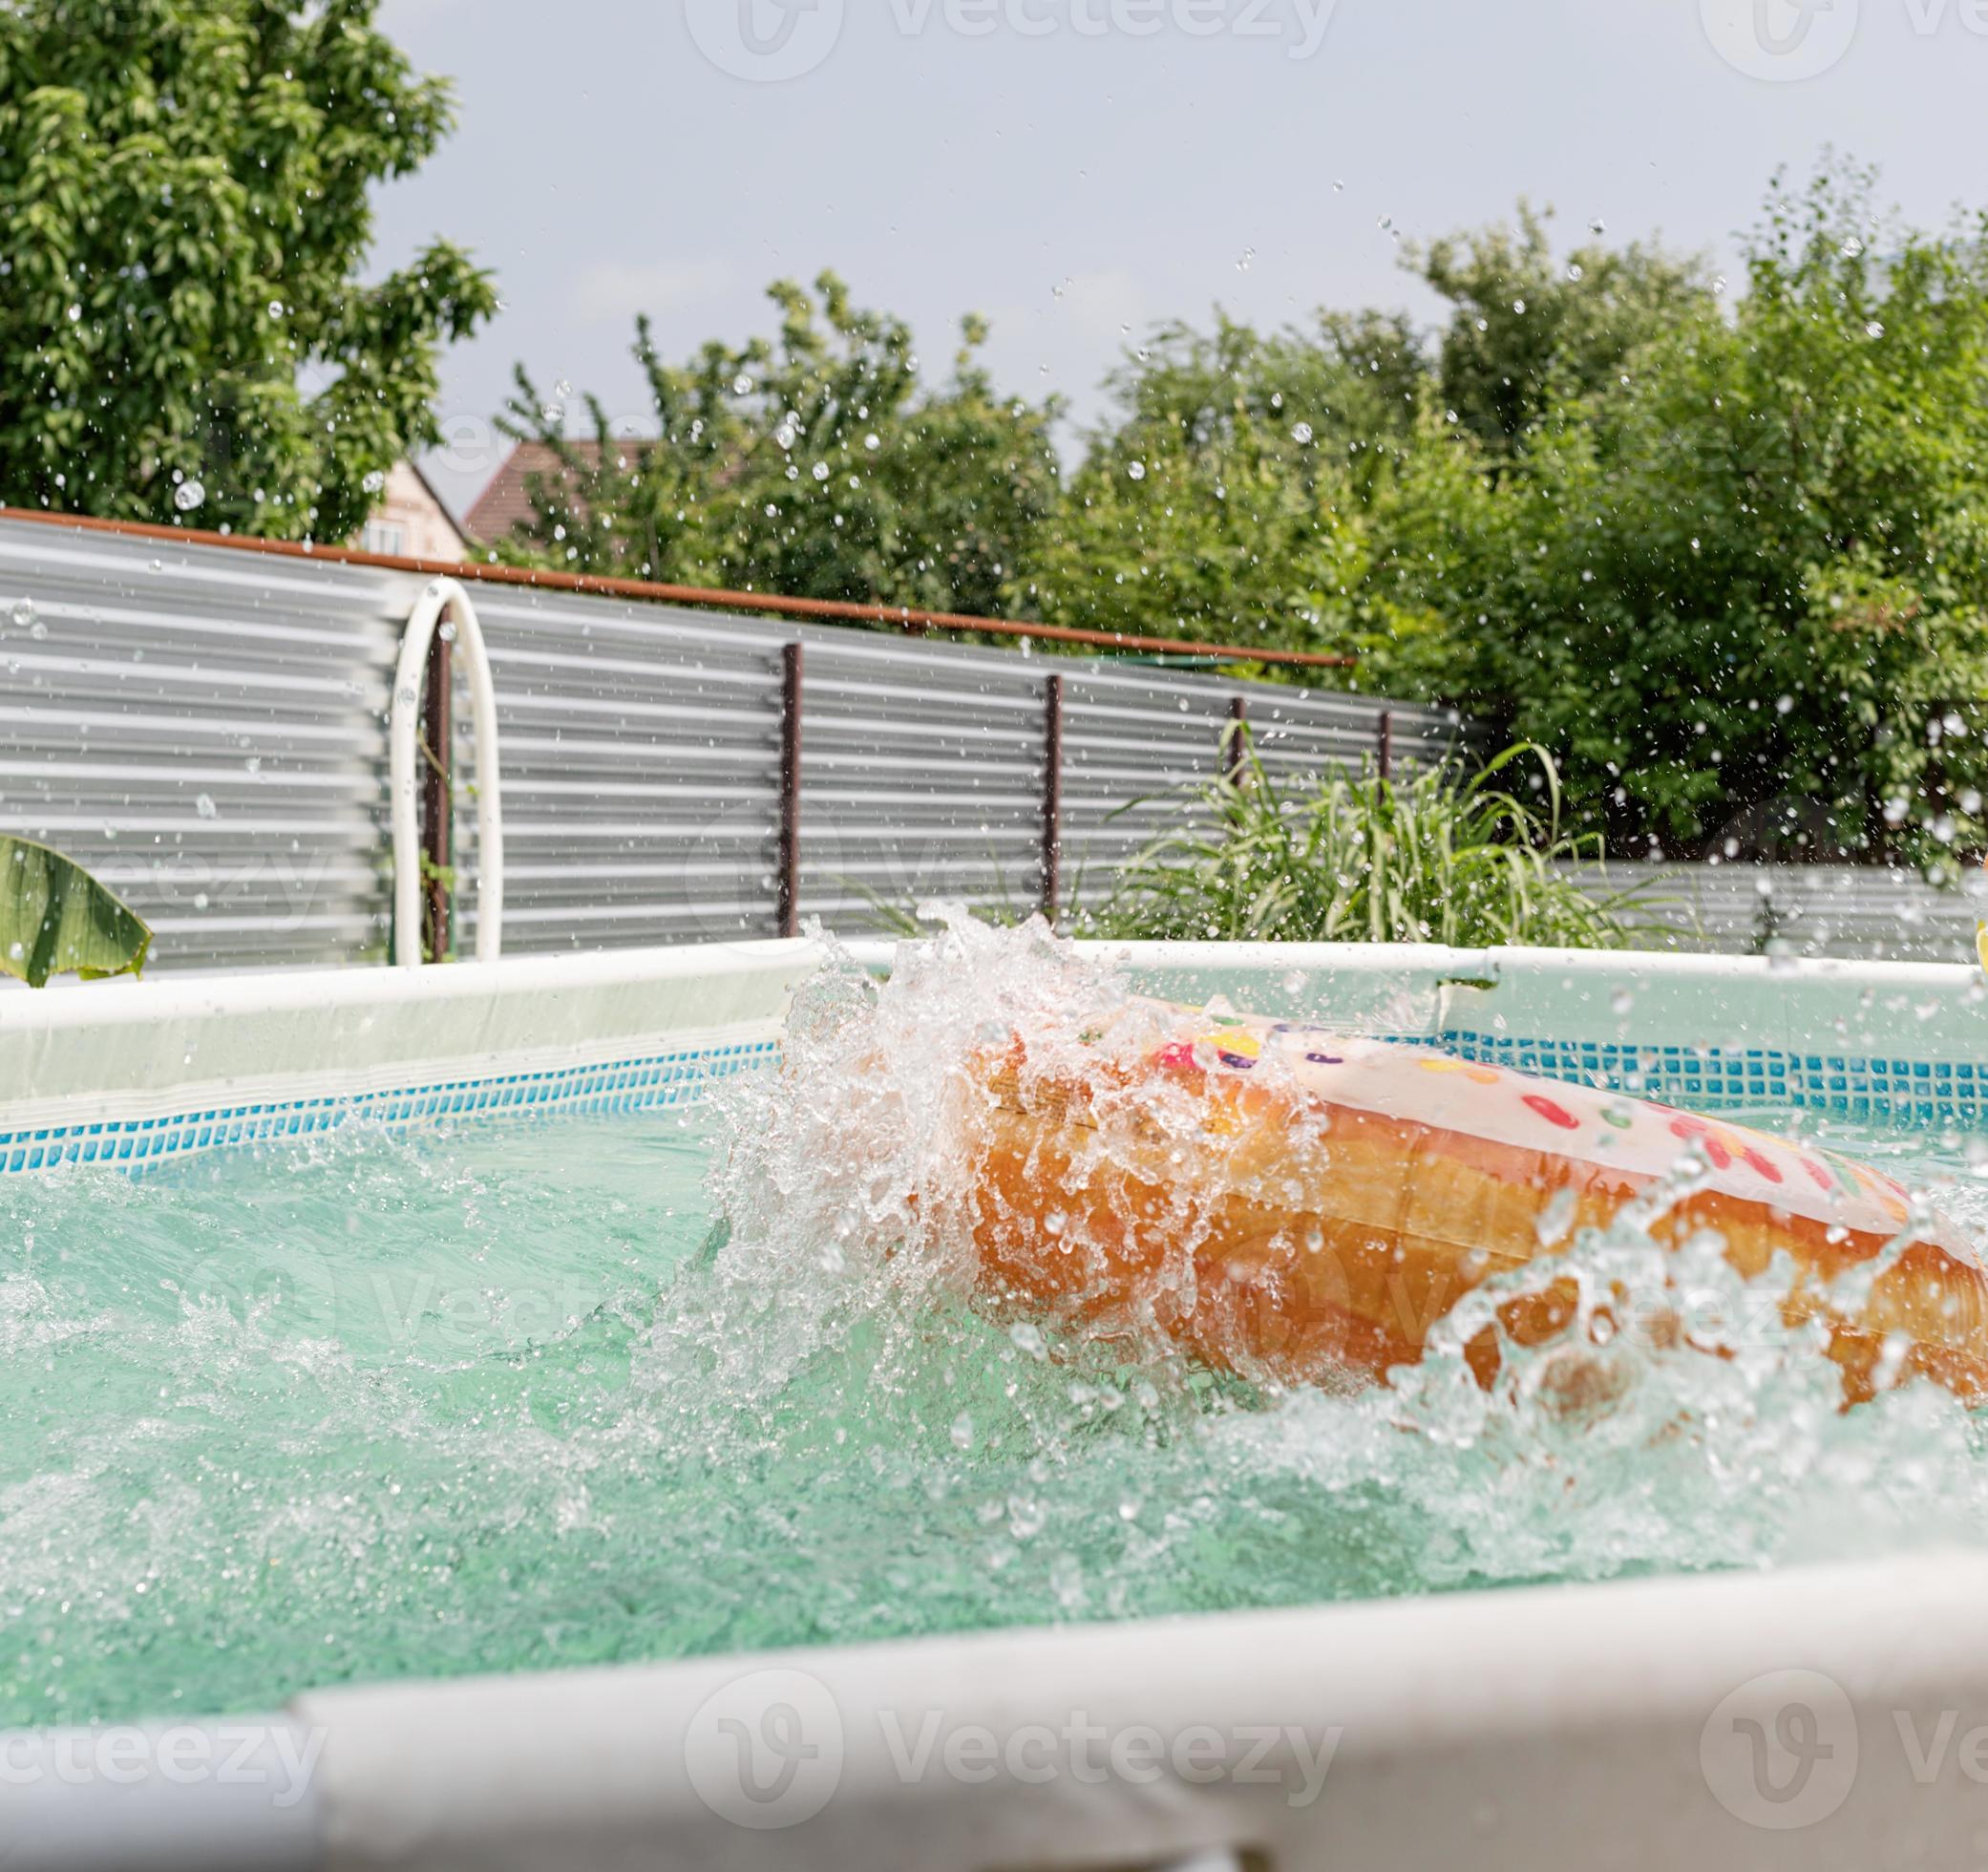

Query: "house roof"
left=466, top=441, right=636, bottom=545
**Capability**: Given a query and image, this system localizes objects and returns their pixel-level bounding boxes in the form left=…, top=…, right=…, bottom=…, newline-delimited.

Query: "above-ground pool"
left=9, top=926, right=1988, bottom=1871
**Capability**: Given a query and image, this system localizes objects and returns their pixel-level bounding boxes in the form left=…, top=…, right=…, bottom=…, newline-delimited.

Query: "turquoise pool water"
left=5, top=934, right=1988, bottom=1732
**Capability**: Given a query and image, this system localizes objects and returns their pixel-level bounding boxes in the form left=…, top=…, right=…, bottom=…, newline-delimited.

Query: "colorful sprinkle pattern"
left=1142, top=1002, right=1965, bottom=1254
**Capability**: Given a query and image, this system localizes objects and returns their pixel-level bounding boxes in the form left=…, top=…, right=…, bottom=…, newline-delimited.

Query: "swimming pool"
left=8, top=925, right=1988, bottom=1869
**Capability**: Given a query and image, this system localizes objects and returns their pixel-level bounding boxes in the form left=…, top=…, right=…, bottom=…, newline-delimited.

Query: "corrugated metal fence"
left=0, top=516, right=1468, bottom=972
left=1595, top=862, right=1985, bottom=964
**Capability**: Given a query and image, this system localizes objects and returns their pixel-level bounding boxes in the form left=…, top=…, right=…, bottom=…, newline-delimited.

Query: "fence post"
left=1225, top=695, right=1249, bottom=781
left=778, top=643, right=804, bottom=940
left=1041, top=673, right=1065, bottom=925
left=1377, top=708, right=1394, bottom=782
left=420, top=609, right=453, bottom=962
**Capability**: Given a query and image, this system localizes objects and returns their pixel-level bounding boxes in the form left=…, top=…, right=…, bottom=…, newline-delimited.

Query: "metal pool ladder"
left=390, top=577, right=505, bottom=967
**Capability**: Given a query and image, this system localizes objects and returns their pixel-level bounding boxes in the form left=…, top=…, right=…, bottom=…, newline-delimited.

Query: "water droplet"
left=732, top=373, right=753, bottom=394
left=1842, top=237, right=1864, bottom=258
left=66, top=303, right=81, bottom=323
left=1512, top=298, right=1527, bottom=315
left=174, top=480, right=205, bottom=513
left=195, top=793, right=218, bottom=819
left=1009, top=1321, right=1046, bottom=1358
left=949, top=1413, right=975, bottom=1452
left=362, top=469, right=387, bottom=496
left=1533, top=1188, right=1578, bottom=1248
left=1127, top=461, right=1147, bottom=481
left=812, top=461, right=830, bottom=482
left=1866, top=320, right=1885, bottom=340
left=9, top=599, right=34, bottom=630
left=438, top=619, right=458, bottom=645
left=1291, top=422, right=1314, bottom=445
left=267, top=299, right=284, bottom=319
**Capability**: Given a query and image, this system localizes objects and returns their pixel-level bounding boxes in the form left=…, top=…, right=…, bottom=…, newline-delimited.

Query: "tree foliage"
left=1405, top=202, right=1717, bottom=453
left=0, top=0, right=497, bottom=540
left=1011, top=311, right=1444, bottom=672
left=1373, top=161, right=1988, bottom=858
left=499, top=272, right=1059, bottom=618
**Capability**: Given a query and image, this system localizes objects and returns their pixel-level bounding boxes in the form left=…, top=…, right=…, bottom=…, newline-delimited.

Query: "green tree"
left=1372, top=161, right=1988, bottom=860
left=1085, top=309, right=1428, bottom=500
left=1407, top=202, right=1716, bottom=453
left=498, top=273, right=1060, bottom=619
left=1015, top=310, right=1442, bottom=679
left=0, top=0, right=497, bottom=540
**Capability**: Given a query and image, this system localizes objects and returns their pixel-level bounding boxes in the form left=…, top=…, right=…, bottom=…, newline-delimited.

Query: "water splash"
left=700, top=913, right=1988, bottom=1588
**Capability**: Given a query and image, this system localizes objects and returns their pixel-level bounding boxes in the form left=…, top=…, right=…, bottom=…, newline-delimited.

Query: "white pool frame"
left=7, top=936, right=1988, bottom=1872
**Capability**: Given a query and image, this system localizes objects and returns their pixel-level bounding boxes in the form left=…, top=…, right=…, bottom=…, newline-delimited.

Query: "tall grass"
left=1082, top=738, right=1639, bottom=948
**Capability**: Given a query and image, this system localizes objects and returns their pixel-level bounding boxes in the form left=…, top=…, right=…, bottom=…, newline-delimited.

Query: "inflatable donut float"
left=958, top=999, right=1988, bottom=1405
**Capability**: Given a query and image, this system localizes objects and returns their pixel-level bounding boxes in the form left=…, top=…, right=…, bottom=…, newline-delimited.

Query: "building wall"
left=357, top=462, right=467, bottom=564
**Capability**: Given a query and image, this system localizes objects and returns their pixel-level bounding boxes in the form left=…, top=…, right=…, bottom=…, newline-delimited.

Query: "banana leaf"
left=0, top=837, right=152, bottom=988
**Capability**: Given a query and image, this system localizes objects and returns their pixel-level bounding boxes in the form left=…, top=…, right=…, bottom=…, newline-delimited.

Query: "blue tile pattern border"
left=1434, top=1031, right=1988, bottom=1126
left=5, top=1026, right=1977, bottom=1179
left=0, top=1036, right=780, bottom=1176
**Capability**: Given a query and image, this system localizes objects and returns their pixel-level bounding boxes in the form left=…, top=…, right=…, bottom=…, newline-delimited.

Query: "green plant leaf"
left=0, top=838, right=152, bottom=989
left=1081, top=737, right=1665, bottom=950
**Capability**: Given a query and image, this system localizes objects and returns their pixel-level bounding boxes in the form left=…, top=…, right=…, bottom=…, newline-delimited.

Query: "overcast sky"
left=371, top=0, right=1981, bottom=519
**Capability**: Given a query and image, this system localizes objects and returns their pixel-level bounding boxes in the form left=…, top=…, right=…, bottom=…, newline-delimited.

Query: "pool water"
left=5, top=925, right=1988, bottom=1731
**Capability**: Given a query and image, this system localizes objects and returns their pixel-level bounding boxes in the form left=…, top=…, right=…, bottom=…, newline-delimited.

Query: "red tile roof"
left=466, top=441, right=648, bottom=545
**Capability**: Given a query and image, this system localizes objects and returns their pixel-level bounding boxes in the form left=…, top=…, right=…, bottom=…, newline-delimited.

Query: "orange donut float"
left=958, top=999, right=1988, bottom=1405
